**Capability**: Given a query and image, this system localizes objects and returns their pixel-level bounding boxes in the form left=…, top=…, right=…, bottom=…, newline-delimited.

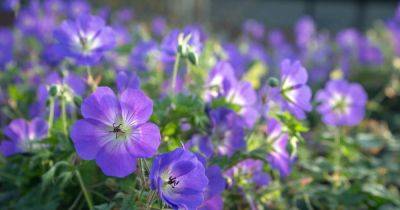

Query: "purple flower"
left=266, top=118, right=293, bottom=177
left=29, top=71, right=86, bottom=118
left=0, top=28, right=13, bottom=68
left=116, top=71, right=140, bottom=93
left=113, top=25, right=131, bottom=47
left=243, top=19, right=265, bottom=40
left=2, top=0, right=19, bottom=11
left=268, top=30, right=286, bottom=48
left=225, top=159, right=270, bottom=187
left=0, top=118, right=48, bottom=157
left=198, top=165, right=225, bottom=210
left=209, top=108, right=246, bottom=156
left=70, top=87, right=161, bottom=177
left=130, top=40, right=159, bottom=71
left=246, top=41, right=269, bottom=65
left=160, top=28, right=204, bottom=72
left=205, top=61, right=237, bottom=102
left=205, top=61, right=258, bottom=127
left=358, top=37, right=384, bottom=65
left=186, top=108, right=245, bottom=158
left=223, top=43, right=248, bottom=78
left=44, top=0, right=65, bottom=15
left=160, top=29, right=180, bottom=70
left=41, top=44, right=66, bottom=66
left=54, top=14, right=116, bottom=66
left=68, top=0, right=91, bottom=18
left=268, top=30, right=296, bottom=69
left=295, top=16, right=315, bottom=49
left=305, top=33, right=334, bottom=83
left=316, top=79, right=367, bottom=126
left=336, top=29, right=360, bottom=52
left=198, top=195, right=223, bottom=210
left=336, top=29, right=360, bottom=75
left=198, top=108, right=246, bottom=156
left=226, top=81, right=258, bottom=127
left=152, top=16, right=167, bottom=37
left=115, top=8, right=134, bottom=24
left=16, top=2, right=57, bottom=42
left=387, top=5, right=400, bottom=54
left=269, top=59, right=312, bottom=119
left=150, top=148, right=209, bottom=209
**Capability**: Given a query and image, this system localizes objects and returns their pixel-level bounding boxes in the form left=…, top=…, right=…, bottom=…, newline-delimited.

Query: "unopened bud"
left=49, top=85, right=58, bottom=97
left=73, top=96, right=82, bottom=107
left=267, top=77, right=279, bottom=87
left=187, top=51, right=198, bottom=65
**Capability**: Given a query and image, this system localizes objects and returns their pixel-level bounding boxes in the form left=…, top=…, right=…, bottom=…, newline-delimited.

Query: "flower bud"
left=73, top=96, right=82, bottom=107
left=267, top=77, right=279, bottom=87
left=49, top=85, right=58, bottom=97
left=187, top=50, right=198, bottom=66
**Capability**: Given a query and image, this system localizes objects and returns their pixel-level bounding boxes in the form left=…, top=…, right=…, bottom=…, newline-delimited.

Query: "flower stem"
left=47, top=97, right=55, bottom=136
left=145, top=191, right=157, bottom=210
left=333, top=127, right=342, bottom=188
left=138, top=159, right=147, bottom=188
left=171, top=53, right=181, bottom=93
left=75, top=170, right=94, bottom=210
left=86, top=65, right=96, bottom=91
left=60, top=92, right=68, bottom=136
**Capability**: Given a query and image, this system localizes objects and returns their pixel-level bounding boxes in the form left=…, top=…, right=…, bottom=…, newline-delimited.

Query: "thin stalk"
left=145, top=191, right=157, bottom=210
left=137, top=159, right=147, bottom=188
left=68, top=192, right=82, bottom=210
left=60, top=93, right=68, bottom=136
left=47, top=97, right=55, bottom=136
left=86, top=65, right=92, bottom=81
left=86, top=65, right=96, bottom=91
left=304, top=193, right=314, bottom=210
left=171, top=54, right=181, bottom=93
left=333, top=127, right=342, bottom=188
left=75, top=170, right=94, bottom=210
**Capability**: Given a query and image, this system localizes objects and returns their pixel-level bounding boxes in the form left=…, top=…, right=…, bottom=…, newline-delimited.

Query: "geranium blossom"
left=0, top=118, right=48, bottom=157
left=70, top=87, right=160, bottom=177
left=316, top=79, right=367, bottom=126
left=150, top=148, right=208, bottom=209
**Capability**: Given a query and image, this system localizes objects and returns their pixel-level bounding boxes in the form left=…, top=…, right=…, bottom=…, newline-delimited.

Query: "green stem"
left=75, top=170, right=94, bottom=210
left=47, top=97, right=55, bottom=136
left=138, top=159, right=147, bottom=188
left=86, top=65, right=92, bottom=80
left=86, top=65, right=96, bottom=91
left=61, top=92, right=68, bottom=136
left=171, top=54, right=181, bottom=93
left=333, top=127, right=342, bottom=188
left=145, top=191, right=157, bottom=210
left=304, top=193, right=314, bottom=210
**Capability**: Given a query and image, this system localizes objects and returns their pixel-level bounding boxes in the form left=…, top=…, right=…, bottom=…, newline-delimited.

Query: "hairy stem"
left=75, top=170, right=94, bottom=210
left=47, top=97, right=55, bottom=136
left=60, top=93, right=68, bottom=136
left=171, top=54, right=181, bottom=93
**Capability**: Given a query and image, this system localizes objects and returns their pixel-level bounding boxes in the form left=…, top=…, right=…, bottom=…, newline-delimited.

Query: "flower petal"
left=126, top=123, right=160, bottom=158
left=119, top=89, right=153, bottom=126
left=95, top=141, right=137, bottom=178
left=81, top=87, right=119, bottom=125
left=70, top=119, right=112, bottom=160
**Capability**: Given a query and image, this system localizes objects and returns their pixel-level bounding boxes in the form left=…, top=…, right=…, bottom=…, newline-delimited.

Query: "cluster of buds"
left=177, top=33, right=198, bottom=65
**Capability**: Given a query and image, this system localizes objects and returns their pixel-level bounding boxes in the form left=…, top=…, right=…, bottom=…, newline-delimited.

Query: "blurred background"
left=2, top=0, right=399, bottom=32
left=92, top=0, right=398, bottom=31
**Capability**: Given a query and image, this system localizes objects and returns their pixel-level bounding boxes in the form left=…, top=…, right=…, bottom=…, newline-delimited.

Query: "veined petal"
left=81, top=87, right=119, bottom=125
left=95, top=140, right=137, bottom=178
left=119, top=89, right=153, bottom=126
left=126, top=123, right=160, bottom=158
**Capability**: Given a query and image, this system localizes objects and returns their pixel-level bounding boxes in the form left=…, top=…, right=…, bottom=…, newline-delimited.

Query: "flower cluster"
left=3, top=1, right=398, bottom=210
